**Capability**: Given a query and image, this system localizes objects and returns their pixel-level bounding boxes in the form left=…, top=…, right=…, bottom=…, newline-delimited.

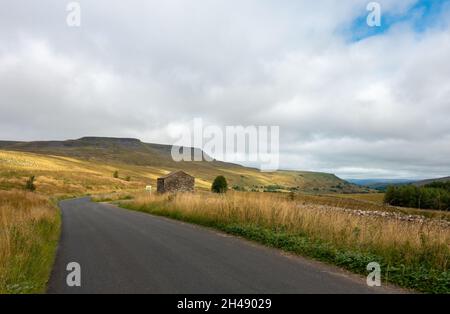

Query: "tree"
left=211, top=176, right=228, bottom=193
left=384, top=184, right=450, bottom=211
left=384, top=186, right=397, bottom=205
left=25, top=175, right=36, bottom=192
left=113, top=171, right=119, bottom=179
left=425, top=181, right=450, bottom=192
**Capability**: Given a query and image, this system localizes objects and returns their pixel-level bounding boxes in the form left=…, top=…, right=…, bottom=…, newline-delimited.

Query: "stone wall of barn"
left=156, top=178, right=165, bottom=193
left=157, top=173, right=194, bottom=193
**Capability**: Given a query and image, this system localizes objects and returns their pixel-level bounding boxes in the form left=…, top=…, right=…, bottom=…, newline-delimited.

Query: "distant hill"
left=0, top=137, right=366, bottom=194
left=413, top=176, right=450, bottom=187
left=348, top=179, right=417, bottom=191
left=348, top=176, right=450, bottom=192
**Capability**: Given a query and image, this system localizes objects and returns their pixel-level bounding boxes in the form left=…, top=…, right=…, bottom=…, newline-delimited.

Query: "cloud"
left=0, top=0, right=449, bottom=179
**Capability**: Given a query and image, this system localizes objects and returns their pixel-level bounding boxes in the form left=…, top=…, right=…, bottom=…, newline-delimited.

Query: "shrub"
left=113, top=171, right=119, bottom=179
left=25, top=176, right=36, bottom=192
left=211, top=176, right=228, bottom=193
left=232, top=185, right=246, bottom=191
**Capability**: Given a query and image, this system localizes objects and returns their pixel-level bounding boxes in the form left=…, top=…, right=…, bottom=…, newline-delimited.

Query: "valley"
left=0, top=137, right=368, bottom=196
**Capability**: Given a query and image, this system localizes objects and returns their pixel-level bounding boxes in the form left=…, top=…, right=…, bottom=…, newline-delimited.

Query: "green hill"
left=413, top=176, right=450, bottom=187
left=0, top=137, right=365, bottom=194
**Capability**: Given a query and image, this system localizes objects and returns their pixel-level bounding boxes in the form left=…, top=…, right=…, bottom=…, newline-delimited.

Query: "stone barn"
left=157, top=171, right=195, bottom=193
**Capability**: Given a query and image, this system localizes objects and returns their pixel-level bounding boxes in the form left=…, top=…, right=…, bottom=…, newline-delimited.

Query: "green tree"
left=425, top=181, right=450, bottom=192
left=384, top=184, right=450, bottom=211
left=25, top=175, right=36, bottom=192
left=211, top=176, right=228, bottom=193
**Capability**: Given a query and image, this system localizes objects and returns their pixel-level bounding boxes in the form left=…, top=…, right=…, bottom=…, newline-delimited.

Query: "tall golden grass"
left=129, top=191, right=449, bottom=273
left=0, top=190, right=60, bottom=293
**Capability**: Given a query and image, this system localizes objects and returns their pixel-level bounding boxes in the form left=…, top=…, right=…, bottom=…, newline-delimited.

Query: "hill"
left=0, top=137, right=366, bottom=195
left=413, top=176, right=450, bottom=187
left=348, top=178, right=417, bottom=191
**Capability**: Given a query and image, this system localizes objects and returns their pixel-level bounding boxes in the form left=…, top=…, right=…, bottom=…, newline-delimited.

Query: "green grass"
left=0, top=192, right=61, bottom=294
left=3, top=215, right=60, bottom=293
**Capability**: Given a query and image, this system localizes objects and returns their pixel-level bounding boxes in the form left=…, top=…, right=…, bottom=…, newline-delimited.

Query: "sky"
left=0, top=0, right=449, bottom=179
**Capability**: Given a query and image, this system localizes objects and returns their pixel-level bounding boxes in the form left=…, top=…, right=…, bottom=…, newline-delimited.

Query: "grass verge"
left=0, top=191, right=61, bottom=293
left=120, top=192, right=450, bottom=294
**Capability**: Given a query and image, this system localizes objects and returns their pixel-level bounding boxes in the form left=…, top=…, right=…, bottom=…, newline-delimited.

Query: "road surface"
left=48, top=198, right=401, bottom=294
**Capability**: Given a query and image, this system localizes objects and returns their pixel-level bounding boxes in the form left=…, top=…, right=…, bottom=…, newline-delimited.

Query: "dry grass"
left=125, top=191, right=450, bottom=292
left=91, top=191, right=136, bottom=202
left=292, top=193, right=450, bottom=221
left=0, top=190, right=60, bottom=293
left=0, top=150, right=154, bottom=196
left=327, top=192, right=386, bottom=204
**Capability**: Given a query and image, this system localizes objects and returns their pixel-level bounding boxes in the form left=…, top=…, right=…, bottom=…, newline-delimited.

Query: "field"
left=0, top=150, right=157, bottom=196
left=327, top=192, right=386, bottom=204
left=120, top=191, right=450, bottom=293
left=0, top=191, right=60, bottom=293
left=315, top=193, right=450, bottom=221
left=1, top=144, right=449, bottom=294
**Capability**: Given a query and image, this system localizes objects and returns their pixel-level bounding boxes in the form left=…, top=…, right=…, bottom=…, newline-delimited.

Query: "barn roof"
left=158, top=170, right=194, bottom=179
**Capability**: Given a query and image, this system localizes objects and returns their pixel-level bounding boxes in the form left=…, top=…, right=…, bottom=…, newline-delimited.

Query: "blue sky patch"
left=348, top=0, right=449, bottom=42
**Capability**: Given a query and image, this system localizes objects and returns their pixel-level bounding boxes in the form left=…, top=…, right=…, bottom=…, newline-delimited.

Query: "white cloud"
left=0, top=0, right=449, bottom=179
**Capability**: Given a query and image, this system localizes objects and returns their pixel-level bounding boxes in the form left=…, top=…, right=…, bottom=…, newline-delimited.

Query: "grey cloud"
left=0, top=0, right=449, bottom=179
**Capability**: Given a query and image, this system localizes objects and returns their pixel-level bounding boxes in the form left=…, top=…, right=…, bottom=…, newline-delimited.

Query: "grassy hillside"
left=349, top=179, right=417, bottom=191
left=0, top=137, right=366, bottom=194
left=0, top=150, right=143, bottom=196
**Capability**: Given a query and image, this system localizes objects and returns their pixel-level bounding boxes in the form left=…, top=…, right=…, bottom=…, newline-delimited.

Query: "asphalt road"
left=47, top=197, right=401, bottom=294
